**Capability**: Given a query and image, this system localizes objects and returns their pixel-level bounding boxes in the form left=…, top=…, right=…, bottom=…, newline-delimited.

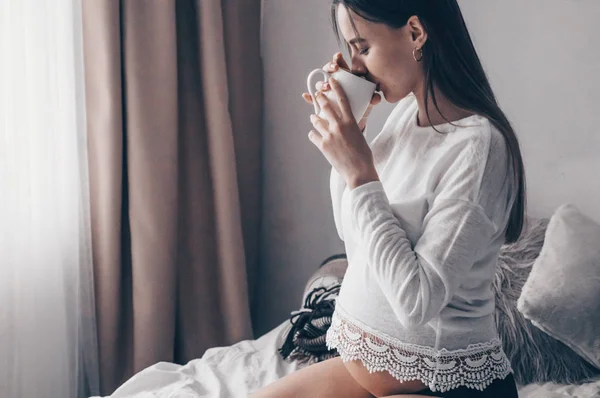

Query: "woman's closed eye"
left=359, top=47, right=370, bottom=55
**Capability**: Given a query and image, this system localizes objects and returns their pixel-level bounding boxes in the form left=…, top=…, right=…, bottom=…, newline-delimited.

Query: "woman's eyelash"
left=359, top=48, right=370, bottom=55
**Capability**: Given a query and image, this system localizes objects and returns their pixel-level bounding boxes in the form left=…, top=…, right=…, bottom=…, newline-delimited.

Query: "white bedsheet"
left=93, top=321, right=306, bottom=398
left=92, top=320, right=600, bottom=398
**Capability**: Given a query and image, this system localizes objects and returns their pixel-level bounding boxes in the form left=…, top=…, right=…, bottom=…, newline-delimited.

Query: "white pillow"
left=517, top=203, right=600, bottom=369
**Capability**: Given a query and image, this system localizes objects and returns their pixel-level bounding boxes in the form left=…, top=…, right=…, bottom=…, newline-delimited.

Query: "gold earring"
left=413, top=47, right=423, bottom=62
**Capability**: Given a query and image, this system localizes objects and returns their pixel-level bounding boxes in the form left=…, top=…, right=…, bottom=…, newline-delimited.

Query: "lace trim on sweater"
left=325, top=308, right=512, bottom=393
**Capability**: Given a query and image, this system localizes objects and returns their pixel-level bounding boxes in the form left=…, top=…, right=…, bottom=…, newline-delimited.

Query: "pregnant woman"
left=253, top=0, right=524, bottom=396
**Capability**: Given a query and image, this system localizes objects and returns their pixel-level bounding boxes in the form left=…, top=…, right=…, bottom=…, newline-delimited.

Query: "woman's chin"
left=386, top=91, right=411, bottom=103
left=385, top=92, right=403, bottom=103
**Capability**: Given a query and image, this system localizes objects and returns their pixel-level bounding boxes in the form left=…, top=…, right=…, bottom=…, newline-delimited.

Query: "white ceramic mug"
left=307, top=67, right=376, bottom=123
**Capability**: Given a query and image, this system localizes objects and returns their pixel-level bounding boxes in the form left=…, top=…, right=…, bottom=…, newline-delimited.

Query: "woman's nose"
left=351, top=67, right=369, bottom=79
left=350, top=60, right=367, bottom=77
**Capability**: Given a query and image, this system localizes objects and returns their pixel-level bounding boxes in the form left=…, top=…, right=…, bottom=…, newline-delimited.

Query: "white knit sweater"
left=325, top=94, right=517, bottom=393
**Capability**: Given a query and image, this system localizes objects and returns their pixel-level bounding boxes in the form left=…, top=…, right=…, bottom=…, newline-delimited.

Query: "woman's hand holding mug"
left=302, top=53, right=381, bottom=133
left=303, top=53, right=381, bottom=190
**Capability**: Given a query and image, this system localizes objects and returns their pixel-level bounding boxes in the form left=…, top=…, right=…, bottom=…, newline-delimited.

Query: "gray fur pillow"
left=494, top=217, right=600, bottom=385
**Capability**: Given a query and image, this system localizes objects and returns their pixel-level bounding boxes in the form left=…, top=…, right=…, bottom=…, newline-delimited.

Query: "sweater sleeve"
left=348, top=130, right=511, bottom=327
left=349, top=183, right=497, bottom=327
left=330, top=166, right=346, bottom=241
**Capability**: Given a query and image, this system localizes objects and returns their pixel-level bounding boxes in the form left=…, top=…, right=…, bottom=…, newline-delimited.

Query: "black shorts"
left=418, top=373, right=519, bottom=398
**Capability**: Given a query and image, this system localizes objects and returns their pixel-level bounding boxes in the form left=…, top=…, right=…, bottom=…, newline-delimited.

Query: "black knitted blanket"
left=278, top=284, right=341, bottom=364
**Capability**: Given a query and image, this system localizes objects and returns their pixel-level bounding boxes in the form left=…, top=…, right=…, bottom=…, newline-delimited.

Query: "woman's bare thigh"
left=344, top=359, right=430, bottom=396
left=249, top=357, right=374, bottom=398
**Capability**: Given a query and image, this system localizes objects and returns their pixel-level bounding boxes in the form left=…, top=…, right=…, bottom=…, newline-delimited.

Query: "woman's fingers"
left=302, top=88, right=330, bottom=105
left=370, top=92, right=382, bottom=106
left=307, top=53, right=349, bottom=108
left=323, top=53, right=348, bottom=73
left=314, top=93, right=339, bottom=126
left=313, top=81, right=330, bottom=94
left=326, top=62, right=339, bottom=73
left=334, top=52, right=350, bottom=70
left=304, top=78, right=333, bottom=105
left=358, top=93, right=382, bottom=126
left=306, top=86, right=378, bottom=108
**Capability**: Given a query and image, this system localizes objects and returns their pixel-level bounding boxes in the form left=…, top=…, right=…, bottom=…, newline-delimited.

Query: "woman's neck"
left=413, top=83, right=473, bottom=127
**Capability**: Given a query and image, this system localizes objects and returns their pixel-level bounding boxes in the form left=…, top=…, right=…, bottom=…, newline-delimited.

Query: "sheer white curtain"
left=0, top=0, right=99, bottom=397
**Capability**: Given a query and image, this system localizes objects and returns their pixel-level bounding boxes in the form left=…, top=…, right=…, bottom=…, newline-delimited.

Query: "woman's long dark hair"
left=332, top=0, right=526, bottom=243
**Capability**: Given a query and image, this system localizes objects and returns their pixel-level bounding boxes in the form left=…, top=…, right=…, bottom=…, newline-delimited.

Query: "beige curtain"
left=82, top=0, right=263, bottom=395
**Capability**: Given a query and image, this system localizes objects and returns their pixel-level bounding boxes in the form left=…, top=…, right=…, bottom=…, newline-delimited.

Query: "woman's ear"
left=407, top=15, right=428, bottom=48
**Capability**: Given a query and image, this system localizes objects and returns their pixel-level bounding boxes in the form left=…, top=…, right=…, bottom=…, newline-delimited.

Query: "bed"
left=93, top=317, right=600, bottom=397
left=94, top=206, right=600, bottom=397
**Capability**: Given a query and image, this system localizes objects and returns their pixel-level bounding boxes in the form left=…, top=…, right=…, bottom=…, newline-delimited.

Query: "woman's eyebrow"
left=348, top=37, right=367, bottom=46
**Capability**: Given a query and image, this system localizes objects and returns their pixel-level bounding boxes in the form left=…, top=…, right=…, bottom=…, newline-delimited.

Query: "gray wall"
left=255, top=0, right=600, bottom=336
